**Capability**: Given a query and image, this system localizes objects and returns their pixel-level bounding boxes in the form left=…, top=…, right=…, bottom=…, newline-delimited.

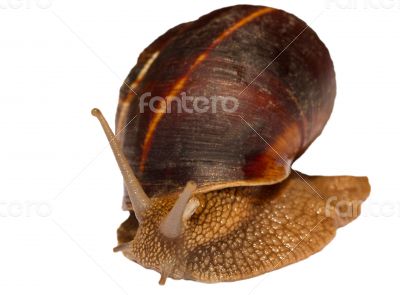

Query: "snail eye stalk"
left=92, top=108, right=150, bottom=222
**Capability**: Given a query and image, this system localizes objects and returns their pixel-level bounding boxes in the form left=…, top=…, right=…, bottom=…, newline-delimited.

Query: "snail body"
left=92, top=5, right=370, bottom=284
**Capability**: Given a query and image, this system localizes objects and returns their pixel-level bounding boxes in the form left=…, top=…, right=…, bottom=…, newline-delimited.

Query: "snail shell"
left=116, top=5, right=336, bottom=208
left=92, top=4, right=369, bottom=284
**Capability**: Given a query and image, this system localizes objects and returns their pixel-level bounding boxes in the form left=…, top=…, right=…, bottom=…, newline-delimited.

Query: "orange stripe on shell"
left=116, top=51, right=160, bottom=137
left=140, top=7, right=275, bottom=171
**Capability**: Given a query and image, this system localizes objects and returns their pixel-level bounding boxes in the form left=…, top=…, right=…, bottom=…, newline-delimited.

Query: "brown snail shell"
left=116, top=5, right=336, bottom=206
left=92, top=4, right=370, bottom=284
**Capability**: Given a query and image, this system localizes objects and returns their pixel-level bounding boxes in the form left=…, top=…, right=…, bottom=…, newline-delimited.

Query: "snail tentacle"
left=159, top=181, right=198, bottom=239
left=92, top=108, right=150, bottom=222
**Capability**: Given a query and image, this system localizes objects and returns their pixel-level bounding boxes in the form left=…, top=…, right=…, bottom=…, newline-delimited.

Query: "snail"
left=92, top=5, right=370, bottom=284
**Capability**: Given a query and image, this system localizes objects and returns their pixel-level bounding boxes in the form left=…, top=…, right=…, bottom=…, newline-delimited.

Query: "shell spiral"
left=116, top=5, right=336, bottom=209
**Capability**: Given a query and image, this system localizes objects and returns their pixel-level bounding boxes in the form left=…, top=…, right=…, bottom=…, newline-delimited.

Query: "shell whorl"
left=116, top=5, right=336, bottom=208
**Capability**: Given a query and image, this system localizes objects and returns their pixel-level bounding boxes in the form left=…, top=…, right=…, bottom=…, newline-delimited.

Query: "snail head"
left=92, top=108, right=199, bottom=284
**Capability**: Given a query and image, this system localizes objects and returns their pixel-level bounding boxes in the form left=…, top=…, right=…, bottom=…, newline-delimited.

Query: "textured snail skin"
left=110, top=5, right=370, bottom=283
left=117, top=171, right=369, bottom=282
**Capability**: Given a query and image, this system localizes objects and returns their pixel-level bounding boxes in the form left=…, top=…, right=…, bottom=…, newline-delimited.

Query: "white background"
left=1, top=0, right=399, bottom=294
